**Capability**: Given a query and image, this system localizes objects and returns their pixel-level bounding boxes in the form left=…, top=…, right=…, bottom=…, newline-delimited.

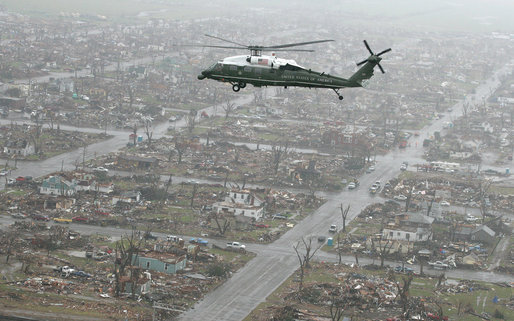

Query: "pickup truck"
left=226, top=241, right=246, bottom=251
left=428, top=261, right=449, bottom=269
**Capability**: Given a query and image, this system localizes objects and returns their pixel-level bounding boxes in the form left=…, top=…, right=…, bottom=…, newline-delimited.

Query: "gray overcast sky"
left=2, top=0, right=513, bottom=33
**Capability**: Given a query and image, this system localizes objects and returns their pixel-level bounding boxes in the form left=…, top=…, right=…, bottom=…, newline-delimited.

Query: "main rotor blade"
left=261, top=49, right=315, bottom=52
left=264, top=39, right=334, bottom=49
left=378, top=63, right=385, bottom=74
left=356, top=59, right=368, bottom=66
left=363, top=40, right=373, bottom=55
left=204, top=34, right=247, bottom=47
left=198, top=45, right=247, bottom=50
left=376, top=48, right=392, bottom=56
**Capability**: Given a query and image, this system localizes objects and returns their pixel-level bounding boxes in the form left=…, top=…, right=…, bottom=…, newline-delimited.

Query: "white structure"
left=213, top=189, right=265, bottom=220
left=3, top=140, right=35, bottom=157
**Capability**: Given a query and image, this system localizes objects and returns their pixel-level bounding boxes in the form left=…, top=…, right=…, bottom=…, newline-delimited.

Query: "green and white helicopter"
left=197, top=35, right=391, bottom=100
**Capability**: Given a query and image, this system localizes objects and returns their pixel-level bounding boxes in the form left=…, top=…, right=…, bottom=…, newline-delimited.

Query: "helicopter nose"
left=198, top=70, right=208, bottom=80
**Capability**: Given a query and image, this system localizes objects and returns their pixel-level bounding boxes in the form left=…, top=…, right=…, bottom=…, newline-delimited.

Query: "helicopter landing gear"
left=238, top=82, right=246, bottom=89
left=232, top=84, right=240, bottom=92
left=332, top=88, right=343, bottom=100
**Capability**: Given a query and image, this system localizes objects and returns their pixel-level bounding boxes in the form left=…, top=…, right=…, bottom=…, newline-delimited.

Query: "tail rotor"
left=356, top=40, right=391, bottom=73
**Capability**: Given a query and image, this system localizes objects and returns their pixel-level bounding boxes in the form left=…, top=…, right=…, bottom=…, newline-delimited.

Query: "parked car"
left=440, top=200, right=450, bottom=207
left=428, top=261, right=449, bottom=269
left=347, top=182, right=356, bottom=189
left=394, top=266, right=414, bottom=273
left=272, top=213, right=287, bottom=220
left=144, top=232, right=158, bottom=240
left=318, top=235, right=327, bottom=243
left=93, top=167, right=109, bottom=172
left=394, top=195, right=407, bottom=201
left=72, top=270, right=92, bottom=278
left=329, top=224, right=337, bottom=233
left=11, top=213, right=27, bottom=219
left=254, top=224, right=270, bottom=228
left=226, top=241, right=246, bottom=250
left=32, top=214, right=49, bottom=221
left=167, top=235, right=183, bottom=243
left=189, top=238, right=209, bottom=245
left=0, top=170, right=8, bottom=176
left=53, top=217, right=72, bottom=223
left=72, top=216, right=88, bottom=222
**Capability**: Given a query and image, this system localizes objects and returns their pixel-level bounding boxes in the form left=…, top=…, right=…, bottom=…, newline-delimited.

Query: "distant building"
left=382, top=212, right=434, bottom=242
left=213, top=189, right=265, bottom=220
left=40, top=176, right=77, bottom=196
left=117, top=154, right=159, bottom=170
left=132, top=253, right=186, bottom=275
left=3, top=140, right=34, bottom=157
left=112, top=191, right=141, bottom=205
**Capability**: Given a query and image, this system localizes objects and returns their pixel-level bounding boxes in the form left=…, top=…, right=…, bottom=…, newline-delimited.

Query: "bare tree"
left=142, top=116, right=153, bottom=146
left=395, top=274, right=413, bottom=317
left=114, top=228, right=145, bottom=297
left=186, top=110, right=197, bottom=133
left=1, top=230, right=18, bottom=264
left=29, top=111, right=43, bottom=154
left=45, top=225, right=68, bottom=256
left=293, top=236, right=322, bottom=292
left=131, top=125, right=138, bottom=145
left=222, top=100, right=236, bottom=119
left=371, top=237, right=393, bottom=267
left=190, top=183, right=198, bottom=208
left=174, top=137, right=187, bottom=164
left=165, top=173, right=173, bottom=194
left=340, top=203, right=350, bottom=233
left=270, top=142, right=289, bottom=175
left=336, top=233, right=343, bottom=264
left=405, top=185, right=415, bottom=212
left=211, top=211, right=231, bottom=236
left=329, top=290, right=347, bottom=321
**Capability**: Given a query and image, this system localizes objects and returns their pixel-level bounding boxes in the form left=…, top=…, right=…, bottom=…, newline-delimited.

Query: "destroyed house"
left=214, top=189, right=265, bottom=220
left=213, top=201, right=264, bottom=220
left=40, top=176, right=77, bottom=196
left=3, top=139, right=34, bottom=156
left=226, top=189, right=263, bottom=206
left=382, top=212, right=434, bottom=242
left=0, top=96, right=26, bottom=109
left=471, top=225, right=496, bottom=244
left=132, top=253, right=186, bottom=275
left=117, top=154, right=159, bottom=170
left=112, top=191, right=141, bottom=205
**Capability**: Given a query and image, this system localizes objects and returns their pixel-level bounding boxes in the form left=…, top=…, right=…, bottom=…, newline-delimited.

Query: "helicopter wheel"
left=232, top=84, right=240, bottom=92
left=338, top=95, right=344, bottom=100
left=238, top=82, right=246, bottom=89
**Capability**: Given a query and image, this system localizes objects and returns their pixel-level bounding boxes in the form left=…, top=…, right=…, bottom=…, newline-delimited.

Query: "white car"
left=347, top=182, right=356, bottom=189
left=0, top=170, right=8, bottom=176
left=94, top=167, right=109, bottom=172
left=394, top=195, right=407, bottom=201
left=440, top=201, right=450, bottom=207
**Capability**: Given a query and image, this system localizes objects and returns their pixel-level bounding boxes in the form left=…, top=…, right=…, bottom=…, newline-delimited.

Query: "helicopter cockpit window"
left=229, top=65, right=237, bottom=71
left=243, top=66, right=252, bottom=72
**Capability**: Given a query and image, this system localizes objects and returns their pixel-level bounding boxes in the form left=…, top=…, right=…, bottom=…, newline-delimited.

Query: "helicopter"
left=197, top=34, right=391, bottom=100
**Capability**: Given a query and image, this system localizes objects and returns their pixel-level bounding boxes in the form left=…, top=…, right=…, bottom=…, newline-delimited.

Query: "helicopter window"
left=229, top=65, right=237, bottom=71
left=279, top=64, right=303, bottom=71
left=243, top=66, right=252, bottom=72
left=254, top=68, right=262, bottom=74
